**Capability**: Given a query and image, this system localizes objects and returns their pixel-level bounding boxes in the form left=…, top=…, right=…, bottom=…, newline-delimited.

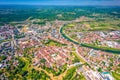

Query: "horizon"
left=0, top=4, right=120, bottom=7
left=0, top=0, right=120, bottom=6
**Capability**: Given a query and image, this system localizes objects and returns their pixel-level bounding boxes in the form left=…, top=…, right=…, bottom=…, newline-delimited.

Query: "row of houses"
left=34, top=46, right=72, bottom=68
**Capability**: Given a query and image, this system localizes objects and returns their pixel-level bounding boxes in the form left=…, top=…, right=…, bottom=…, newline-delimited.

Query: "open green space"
left=112, top=72, right=120, bottom=80
left=63, top=67, right=76, bottom=80
left=43, top=39, right=67, bottom=47
left=63, top=66, right=85, bottom=80
left=42, top=64, right=67, bottom=76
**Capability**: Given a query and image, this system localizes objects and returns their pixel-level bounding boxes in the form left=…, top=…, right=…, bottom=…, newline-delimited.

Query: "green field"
left=43, top=39, right=67, bottom=47
left=112, top=72, right=120, bottom=80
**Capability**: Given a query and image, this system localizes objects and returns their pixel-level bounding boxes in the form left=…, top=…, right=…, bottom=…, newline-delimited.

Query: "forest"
left=0, top=5, right=120, bottom=25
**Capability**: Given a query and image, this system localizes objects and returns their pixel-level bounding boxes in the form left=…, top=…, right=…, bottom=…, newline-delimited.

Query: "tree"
left=1, top=55, right=7, bottom=60
left=40, top=59, right=46, bottom=63
left=21, top=70, right=28, bottom=77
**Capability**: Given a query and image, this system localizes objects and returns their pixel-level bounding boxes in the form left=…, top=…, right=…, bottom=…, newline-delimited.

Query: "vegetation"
left=42, top=64, right=67, bottom=76
left=14, top=33, right=25, bottom=39
left=32, top=19, right=46, bottom=25
left=71, top=72, right=86, bottom=80
left=61, top=22, right=120, bottom=54
left=43, top=39, right=67, bottom=47
left=0, top=39, right=11, bottom=44
left=4, top=57, right=50, bottom=80
left=81, top=43, right=120, bottom=54
left=60, top=25, right=80, bottom=45
left=27, top=69, right=50, bottom=80
left=112, top=72, right=120, bottom=80
left=1, top=5, right=120, bottom=24
left=1, top=5, right=120, bottom=80
left=63, top=66, right=85, bottom=80
left=40, top=58, right=46, bottom=63
left=63, top=67, right=76, bottom=80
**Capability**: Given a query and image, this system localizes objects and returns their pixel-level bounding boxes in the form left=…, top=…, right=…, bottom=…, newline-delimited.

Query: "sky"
left=0, top=0, right=120, bottom=6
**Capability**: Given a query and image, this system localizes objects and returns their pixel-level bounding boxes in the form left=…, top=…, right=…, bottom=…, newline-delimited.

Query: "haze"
left=0, top=0, right=120, bottom=6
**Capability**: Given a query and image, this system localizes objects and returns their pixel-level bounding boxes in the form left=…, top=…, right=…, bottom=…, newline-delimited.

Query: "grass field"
left=44, top=39, right=67, bottom=47
left=112, top=72, right=120, bottom=80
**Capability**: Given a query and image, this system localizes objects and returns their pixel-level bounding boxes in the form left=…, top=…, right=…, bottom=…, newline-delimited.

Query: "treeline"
left=0, top=6, right=120, bottom=23
left=81, top=43, right=120, bottom=54
left=60, top=25, right=79, bottom=45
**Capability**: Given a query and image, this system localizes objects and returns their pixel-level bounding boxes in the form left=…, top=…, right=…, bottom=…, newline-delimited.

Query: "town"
left=0, top=5, right=120, bottom=80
